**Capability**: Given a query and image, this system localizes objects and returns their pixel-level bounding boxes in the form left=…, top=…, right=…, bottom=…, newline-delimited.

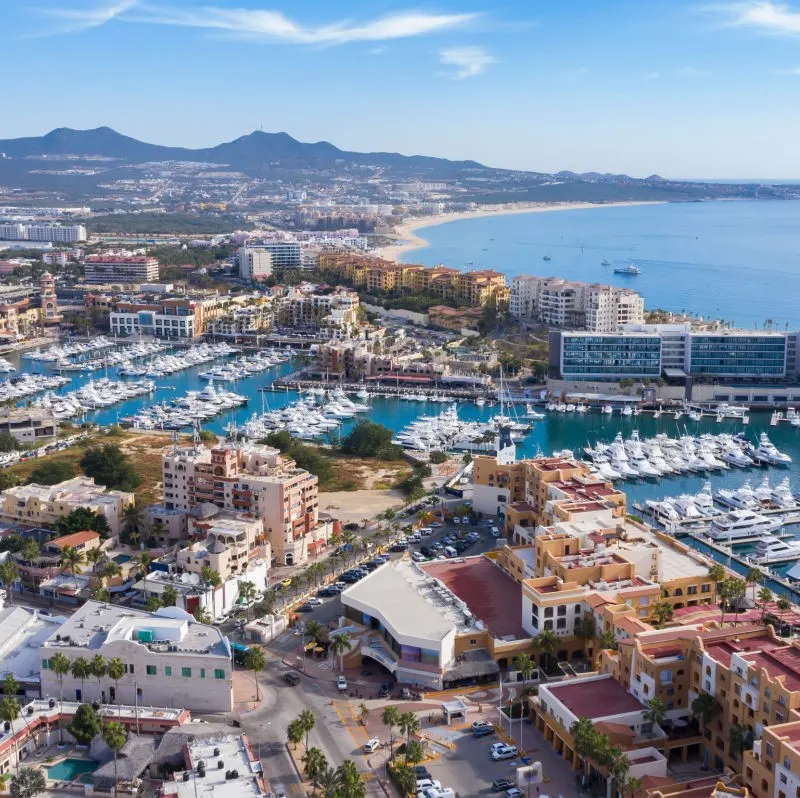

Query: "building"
left=0, top=476, right=134, bottom=537
left=0, top=223, right=87, bottom=243
left=0, top=603, right=65, bottom=692
left=551, top=331, right=663, bottom=380
left=84, top=255, right=159, bottom=283
left=0, top=408, right=57, bottom=445
left=237, top=246, right=274, bottom=280
left=0, top=298, right=41, bottom=341
left=428, top=305, right=484, bottom=332
left=510, top=276, right=644, bottom=332
left=110, top=298, right=200, bottom=338
left=162, top=443, right=328, bottom=566
left=162, top=733, right=267, bottom=798
left=43, top=529, right=103, bottom=556
left=39, top=270, right=61, bottom=324
left=39, top=601, right=233, bottom=712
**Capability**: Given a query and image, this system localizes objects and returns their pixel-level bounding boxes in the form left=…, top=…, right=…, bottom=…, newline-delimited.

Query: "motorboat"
left=750, top=433, right=792, bottom=466
left=646, top=499, right=680, bottom=522
left=770, top=477, right=796, bottom=509
left=752, top=535, right=800, bottom=564
left=707, top=510, right=783, bottom=541
left=614, top=264, right=640, bottom=275
left=714, top=481, right=758, bottom=510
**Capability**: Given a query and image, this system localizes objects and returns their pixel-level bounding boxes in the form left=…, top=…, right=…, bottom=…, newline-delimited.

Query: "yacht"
left=646, top=499, right=680, bottom=522
left=601, top=259, right=611, bottom=266
left=715, top=481, right=758, bottom=510
left=707, top=510, right=783, bottom=541
left=542, top=255, right=552, bottom=261
left=752, top=535, right=800, bottom=564
left=614, top=264, right=641, bottom=275
left=750, top=433, right=792, bottom=466
left=770, top=477, right=796, bottom=509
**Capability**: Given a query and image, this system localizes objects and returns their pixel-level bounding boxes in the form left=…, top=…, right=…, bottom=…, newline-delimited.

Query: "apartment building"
left=162, top=443, right=327, bottom=566
left=510, top=276, right=644, bottom=332
left=0, top=298, right=42, bottom=340
left=84, top=255, right=159, bottom=283
left=237, top=246, right=274, bottom=280
left=39, top=601, right=233, bottom=712
left=0, top=408, right=57, bottom=447
left=276, top=288, right=359, bottom=333
left=0, top=223, right=87, bottom=243
left=0, top=476, right=134, bottom=537
left=110, top=298, right=200, bottom=338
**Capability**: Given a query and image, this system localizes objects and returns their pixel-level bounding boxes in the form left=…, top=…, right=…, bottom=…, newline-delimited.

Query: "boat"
left=707, top=510, right=783, bottom=541
left=542, top=255, right=551, bottom=261
left=752, top=535, right=800, bottom=564
left=601, top=259, right=611, bottom=266
left=714, top=480, right=758, bottom=510
left=749, top=433, right=792, bottom=466
left=614, top=264, right=641, bottom=275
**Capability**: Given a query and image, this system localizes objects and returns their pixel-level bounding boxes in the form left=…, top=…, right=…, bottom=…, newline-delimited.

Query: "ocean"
left=401, top=199, right=800, bottom=329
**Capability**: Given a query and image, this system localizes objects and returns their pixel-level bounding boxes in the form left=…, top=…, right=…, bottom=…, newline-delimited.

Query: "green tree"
left=20, top=540, right=40, bottom=564
left=243, top=647, right=267, bottom=702
left=651, top=599, right=674, bottom=628
left=534, top=629, right=559, bottom=673
left=726, top=577, right=747, bottom=626
left=122, top=503, right=143, bottom=540
left=49, top=652, right=70, bottom=741
left=381, top=705, right=400, bottom=760
left=2, top=674, right=18, bottom=697
left=69, top=702, right=101, bottom=745
left=318, top=766, right=339, bottom=798
left=86, top=547, right=106, bottom=574
left=101, top=721, right=127, bottom=798
left=0, top=697, right=21, bottom=770
left=392, top=766, right=416, bottom=798
left=329, top=631, right=351, bottom=672
left=513, top=653, right=535, bottom=683
left=729, top=724, right=755, bottom=768
left=571, top=717, right=603, bottom=781
left=622, top=775, right=643, bottom=798
left=597, top=628, right=619, bottom=652
left=691, top=693, right=721, bottom=726
left=132, top=551, right=153, bottom=575
left=59, top=545, right=85, bottom=590
left=298, top=709, right=316, bottom=751
left=28, top=460, right=74, bottom=485
left=70, top=656, right=92, bottom=700
left=200, top=565, right=222, bottom=617
left=404, top=740, right=425, bottom=767
left=708, top=563, right=726, bottom=607
left=643, top=698, right=666, bottom=736
left=0, top=559, right=19, bottom=604
left=80, top=444, right=141, bottom=492
left=161, top=585, right=178, bottom=607
left=54, top=507, right=111, bottom=539
left=302, top=747, right=328, bottom=796
left=10, top=768, right=46, bottom=798
left=287, top=719, right=304, bottom=750
left=758, top=586, right=774, bottom=622
left=398, top=711, right=420, bottom=745
left=340, top=420, right=398, bottom=458
left=86, top=654, right=106, bottom=701
left=90, top=585, right=111, bottom=602
left=333, top=760, right=366, bottom=798
left=776, top=596, right=792, bottom=631
left=193, top=606, right=212, bottom=624
left=107, top=658, right=125, bottom=717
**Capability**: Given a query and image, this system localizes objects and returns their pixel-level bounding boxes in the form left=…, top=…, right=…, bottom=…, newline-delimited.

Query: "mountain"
left=0, top=126, right=486, bottom=176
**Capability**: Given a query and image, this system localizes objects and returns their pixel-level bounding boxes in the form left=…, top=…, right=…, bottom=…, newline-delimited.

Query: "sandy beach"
left=379, top=200, right=665, bottom=262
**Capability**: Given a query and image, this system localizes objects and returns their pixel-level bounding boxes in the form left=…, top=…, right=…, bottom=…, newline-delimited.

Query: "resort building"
left=0, top=408, right=58, bottom=445
left=0, top=297, right=42, bottom=340
left=509, top=276, right=644, bottom=332
left=161, top=442, right=330, bottom=566
left=110, top=298, right=201, bottom=338
left=83, top=255, right=160, bottom=283
left=39, top=601, right=234, bottom=712
left=0, top=223, right=87, bottom=243
left=0, top=476, right=135, bottom=538
left=237, top=246, right=274, bottom=280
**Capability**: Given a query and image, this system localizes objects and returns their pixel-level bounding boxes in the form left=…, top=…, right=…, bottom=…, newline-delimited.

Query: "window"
left=200, top=669, right=206, bottom=679
left=214, top=669, right=225, bottom=680
left=165, top=666, right=172, bottom=677
left=41, top=659, right=49, bottom=669
left=766, top=743, right=775, bottom=758
left=146, top=665, right=157, bottom=676
left=182, top=667, right=192, bottom=678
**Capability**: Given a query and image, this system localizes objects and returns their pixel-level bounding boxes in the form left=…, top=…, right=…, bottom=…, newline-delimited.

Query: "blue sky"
left=3, top=0, right=800, bottom=178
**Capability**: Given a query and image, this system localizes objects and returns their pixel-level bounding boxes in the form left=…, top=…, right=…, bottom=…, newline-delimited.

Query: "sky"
left=2, top=0, right=800, bottom=178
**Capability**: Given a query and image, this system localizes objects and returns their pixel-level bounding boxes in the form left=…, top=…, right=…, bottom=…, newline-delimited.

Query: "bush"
left=28, top=460, right=75, bottom=485
left=54, top=507, right=111, bottom=539
left=261, top=432, right=334, bottom=485
left=341, top=420, right=400, bottom=458
left=198, top=429, right=218, bottom=443
left=0, top=432, right=18, bottom=453
left=428, top=451, right=447, bottom=464
left=80, top=444, right=141, bottom=491
left=68, top=703, right=101, bottom=745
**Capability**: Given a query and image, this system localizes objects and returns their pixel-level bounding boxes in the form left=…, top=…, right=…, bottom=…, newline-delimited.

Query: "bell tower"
left=39, top=271, right=62, bottom=325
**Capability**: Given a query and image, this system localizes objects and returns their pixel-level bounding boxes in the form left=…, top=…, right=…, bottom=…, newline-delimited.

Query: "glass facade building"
left=560, top=334, right=662, bottom=378
left=689, top=334, right=787, bottom=377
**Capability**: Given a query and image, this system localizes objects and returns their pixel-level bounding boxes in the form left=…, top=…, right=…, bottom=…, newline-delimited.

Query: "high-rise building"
left=0, top=223, right=87, bottom=243
left=83, top=255, right=159, bottom=283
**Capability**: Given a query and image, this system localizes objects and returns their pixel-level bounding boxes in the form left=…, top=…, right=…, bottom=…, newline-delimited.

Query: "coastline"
left=378, top=200, right=667, bottom=263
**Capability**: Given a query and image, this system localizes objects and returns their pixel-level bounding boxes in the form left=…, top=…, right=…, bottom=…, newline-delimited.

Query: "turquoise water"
left=402, top=199, right=800, bottom=329
left=113, top=554, right=131, bottom=564
left=47, top=759, right=97, bottom=781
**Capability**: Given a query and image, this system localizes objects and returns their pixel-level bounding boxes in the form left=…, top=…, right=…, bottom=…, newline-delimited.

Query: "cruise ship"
left=752, top=535, right=800, bottom=564
left=707, top=510, right=783, bottom=541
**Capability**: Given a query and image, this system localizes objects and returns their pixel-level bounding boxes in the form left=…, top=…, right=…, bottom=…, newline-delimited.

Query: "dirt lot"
left=318, top=488, right=406, bottom=525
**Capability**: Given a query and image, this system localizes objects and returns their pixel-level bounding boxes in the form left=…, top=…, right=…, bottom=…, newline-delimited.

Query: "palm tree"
left=534, top=629, right=559, bottom=674
left=334, top=760, right=366, bottom=798
left=758, top=586, right=774, bottom=622
left=238, top=581, right=257, bottom=617
left=71, top=656, right=92, bottom=701
left=86, top=548, right=106, bottom=574
left=651, top=600, right=674, bottom=628
left=317, top=766, right=338, bottom=798
left=298, top=709, right=316, bottom=751
left=193, top=606, right=212, bottom=624
left=605, top=745, right=629, bottom=798
left=404, top=740, right=425, bottom=767
left=329, top=631, right=351, bottom=672
left=9, top=767, right=45, bottom=798
left=132, top=551, right=153, bottom=576
left=358, top=703, right=369, bottom=727
left=302, top=747, right=328, bottom=796
left=597, top=628, right=618, bottom=652
left=287, top=719, right=304, bottom=751
left=691, top=693, right=721, bottom=727
left=643, top=697, right=666, bottom=736
left=708, top=563, right=726, bottom=606
left=3, top=674, right=18, bottom=698
left=123, top=503, right=143, bottom=543
left=161, top=585, right=178, bottom=608
left=776, top=596, right=792, bottom=632
left=243, top=647, right=266, bottom=702
left=49, top=652, right=70, bottom=741
left=21, top=540, right=40, bottom=564
left=89, top=654, right=106, bottom=701
left=102, top=721, right=127, bottom=798
left=513, top=653, right=535, bottom=683
left=729, top=724, right=754, bottom=769
left=59, top=545, right=85, bottom=590
left=392, top=766, right=417, bottom=798
left=107, top=658, right=125, bottom=717
left=745, top=566, right=763, bottom=595
left=398, top=711, right=420, bottom=746
left=571, top=717, right=601, bottom=782
left=145, top=595, right=163, bottom=613
left=727, top=577, right=747, bottom=625
left=0, top=697, right=21, bottom=771
left=200, top=565, right=222, bottom=617
left=718, top=579, right=732, bottom=625
left=99, top=559, right=122, bottom=583
left=622, top=775, right=643, bottom=798
left=381, top=705, right=400, bottom=760
left=0, top=560, right=19, bottom=605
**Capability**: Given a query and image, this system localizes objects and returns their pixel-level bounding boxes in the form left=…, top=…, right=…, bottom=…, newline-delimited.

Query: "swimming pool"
left=113, top=554, right=131, bottom=564
left=47, top=759, right=98, bottom=781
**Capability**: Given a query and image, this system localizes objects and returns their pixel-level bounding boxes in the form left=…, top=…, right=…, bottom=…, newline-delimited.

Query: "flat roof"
left=615, top=522, right=708, bottom=580
left=547, top=676, right=643, bottom=720
left=342, top=560, right=464, bottom=642
left=422, top=557, right=524, bottom=639
left=0, top=607, right=65, bottom=682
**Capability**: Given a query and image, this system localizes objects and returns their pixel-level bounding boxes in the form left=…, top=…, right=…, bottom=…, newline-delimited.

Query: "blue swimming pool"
left=113, top=554, right=131, bottom=564
left=47, top=759, right=98, bottom=781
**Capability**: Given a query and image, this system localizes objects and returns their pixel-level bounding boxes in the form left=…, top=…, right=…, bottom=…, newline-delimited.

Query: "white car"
left=472, top=720, right=492, bottom=731
left=419, top=527, right=433, bottom=536
left=412, top=551, right=425, bottom=562
left=491, top=745, right=518, bottom=761
left=306, top=597, right=323, bottom=606
left=363, top=738, right=381, bottom=753
left=415, top=779, right=442, bottom=791
left=337, top=675, right=347, bottom=691
left=506, top=790, right=524, bottom=798
left=461, top=515, right=470, bottom=524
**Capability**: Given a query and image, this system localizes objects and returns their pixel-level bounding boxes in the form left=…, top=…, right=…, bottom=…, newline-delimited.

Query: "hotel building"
left=0, top=223, right=87, bottom=243
left=84, top=255, right=160, bottom=283
left=110, top=298, right=200, bottom=338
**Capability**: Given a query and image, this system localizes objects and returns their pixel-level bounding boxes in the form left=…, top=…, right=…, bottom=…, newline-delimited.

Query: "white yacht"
left=751, top=433, right=792, bottom=465
left=707, top=510, right=783, bottom=541
left=715, top=480, right=758, bottom=510
left=752, top=535, right=800, bottom=564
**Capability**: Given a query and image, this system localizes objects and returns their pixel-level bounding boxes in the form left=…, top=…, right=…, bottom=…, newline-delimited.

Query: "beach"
left=379, top=200, right=666, bottom=262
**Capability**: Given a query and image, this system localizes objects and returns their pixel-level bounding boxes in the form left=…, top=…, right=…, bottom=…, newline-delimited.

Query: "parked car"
left=452, top=517, right=460, bottom=525
left=412, top=552, right=425, bottom=562
left=491, top=780, right=514, bottom=793
left=283, top=672, right=300, bottom=686
left=306, top=597, right=323, bottom=606
left=462, top=515, right=471, bottom=524
left=377, top=682, right=392, bottom=698
left=491, top=745, right=518, bottom=761
left=419, top=527, right=433, bottom=536
left=505, top=790, right=524, bottom=798
left=473, top=725, right=495, bottom=738
left=430, top=522, right=442, bottom=528
left=472, top=720, right=492, bottom=731
left=363, top=739, right=381, bottom=753
left=491, top=527, right=501, bottom=538
left=296, top=603, right=314, bottom=613
left=337, top=676, right=347, bottom=691
left=415, top=779, right=441, bottom=791
left=413, top=766, right=431, bottom=781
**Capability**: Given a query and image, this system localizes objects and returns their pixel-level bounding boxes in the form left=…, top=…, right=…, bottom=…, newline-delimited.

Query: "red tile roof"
left=547, top=676, right=643, bottom=719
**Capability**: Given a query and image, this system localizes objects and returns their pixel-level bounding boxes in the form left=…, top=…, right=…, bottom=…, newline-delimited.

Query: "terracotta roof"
left=48, top=530, right=101, bottom=549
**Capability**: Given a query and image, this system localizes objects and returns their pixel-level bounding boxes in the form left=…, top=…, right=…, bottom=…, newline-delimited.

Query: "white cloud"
left=120, top=5, right=479, bottom=45
left=439, top=46, right=496, bottom=78
left=644, top=71, right=661, bottom=80
left=773, top=65, right=800, bottom=72
left=44, top=0, right=137, bottom=34
left=706, top=1, right=800, bottom=34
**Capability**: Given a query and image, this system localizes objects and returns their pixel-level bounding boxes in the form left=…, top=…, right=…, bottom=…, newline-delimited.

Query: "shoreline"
left=378, top=200, right=666, bottom=263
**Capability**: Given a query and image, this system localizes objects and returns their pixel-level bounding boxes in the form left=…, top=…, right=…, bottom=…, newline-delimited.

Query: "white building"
left=39, top=601, right=234, bottom=712
left=84, top=256, right=159, bottom=283
left=0, top=224, right=87, bottom=243
left=0, top=602, right=65, bottom=690
left=510, top=275, right=644, bottom=332
left=237, top=247, right=273, bottom=280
